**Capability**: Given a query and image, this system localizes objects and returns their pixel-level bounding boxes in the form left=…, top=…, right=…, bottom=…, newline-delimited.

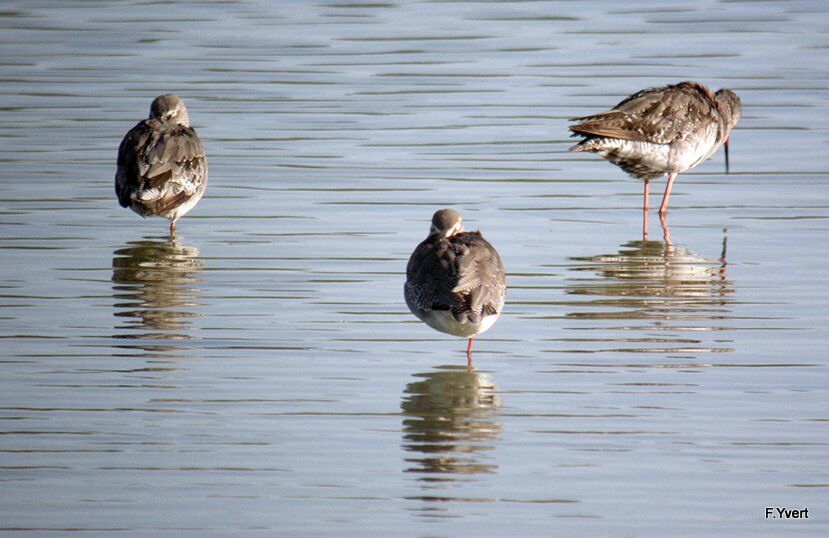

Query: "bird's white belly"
left=596, top=140, right=672, bottom=176
left=668, top=138, right=719, bottom=173
left=130, top=180, right=206, bottom=222
left=596, top=130, right=720, bottom=176
left=419, top=309, right=500, bottom=338
left=164, top=187, right=205, bottom=221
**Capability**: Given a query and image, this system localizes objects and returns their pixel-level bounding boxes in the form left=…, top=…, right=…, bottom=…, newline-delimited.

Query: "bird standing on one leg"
left=568, top=81, right=741, bottom=238
left=405, top=209, right=506, bottom=370
left=116, top=94, right=207, bottom=239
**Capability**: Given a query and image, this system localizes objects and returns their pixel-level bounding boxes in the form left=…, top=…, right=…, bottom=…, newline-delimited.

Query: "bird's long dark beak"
left=724, top=137, right=730, bottom=174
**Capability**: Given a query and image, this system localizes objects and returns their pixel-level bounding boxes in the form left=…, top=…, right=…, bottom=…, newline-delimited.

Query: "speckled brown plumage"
left=572, top=83, right=720, bottom=145
left=116, top=94, right=207, bottom=237
left=568, top=81, right=741, bottom=236
left=406, top=230, right=505, bottom=324
left=405, top=209, right=505, bottom=368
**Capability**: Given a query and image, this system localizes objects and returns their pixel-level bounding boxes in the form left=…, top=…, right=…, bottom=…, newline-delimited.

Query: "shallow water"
left=1, top=0, right=828, bottom=535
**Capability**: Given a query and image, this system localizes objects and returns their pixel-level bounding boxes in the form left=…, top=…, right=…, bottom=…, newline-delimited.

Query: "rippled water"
left=2, top=0, right=828, bottom=535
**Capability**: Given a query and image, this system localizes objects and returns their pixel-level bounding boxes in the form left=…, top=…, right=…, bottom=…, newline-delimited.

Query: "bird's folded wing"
left=569, top=82, right=718, bottom=145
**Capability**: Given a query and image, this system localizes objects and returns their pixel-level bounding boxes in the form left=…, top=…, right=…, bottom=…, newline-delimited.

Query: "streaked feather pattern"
left=568, top=81, right=740, bottom=181
left=405, top=230, right=505, bottom=327
left=115, top=95, right=207, bottom=230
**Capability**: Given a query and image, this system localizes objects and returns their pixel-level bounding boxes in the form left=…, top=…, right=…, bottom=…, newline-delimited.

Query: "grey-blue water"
left=1, top=1, right=828, bottom=535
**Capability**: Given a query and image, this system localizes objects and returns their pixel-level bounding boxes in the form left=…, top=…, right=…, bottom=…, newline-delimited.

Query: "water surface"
left=1, top=0, right=828, bottom=535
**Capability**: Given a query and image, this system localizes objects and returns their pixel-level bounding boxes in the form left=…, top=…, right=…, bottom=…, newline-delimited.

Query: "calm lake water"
left=2, top=0, right=828, bottom=535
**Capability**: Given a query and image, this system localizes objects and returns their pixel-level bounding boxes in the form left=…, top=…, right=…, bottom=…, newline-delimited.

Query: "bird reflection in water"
left=112, top=238, right=204, bottom=354
left=401, top=366, right=501, bottom=484
left=566, top=230, right=732, bottom=354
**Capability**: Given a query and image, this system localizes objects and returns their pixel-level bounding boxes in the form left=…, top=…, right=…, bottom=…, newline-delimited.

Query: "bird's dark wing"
left=569, top=81, right=720, bottom=145
left=115, top=120, right=153, bottom=208
left=116, top=119, right=207, bottom=212
left=405, top=235, right=463, bottom=313
left=406, top=232, right=506, bottom=323
left=450, top=232, right=506, bottom=322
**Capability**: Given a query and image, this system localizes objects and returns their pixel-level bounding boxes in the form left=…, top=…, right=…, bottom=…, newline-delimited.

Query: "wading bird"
left=405, top=209, right=506, bottom=369
left=569, top=81, right=740, bottom=238
left=116, top=94, right=207, bottom=238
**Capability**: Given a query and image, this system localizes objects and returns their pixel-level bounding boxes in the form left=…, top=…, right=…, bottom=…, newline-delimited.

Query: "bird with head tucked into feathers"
left=405, top=209, right=506, bottom=369
left=569, top=81, right=740, bottom=237
left=116, top=94, right=207, bottom=238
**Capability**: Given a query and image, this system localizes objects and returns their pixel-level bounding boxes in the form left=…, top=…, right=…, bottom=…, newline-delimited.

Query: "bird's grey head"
left=149, top=94, right=189, bottom=127
left=714, top=89, right=741, bottom=133
left=430, top=208, right=464, bottom=237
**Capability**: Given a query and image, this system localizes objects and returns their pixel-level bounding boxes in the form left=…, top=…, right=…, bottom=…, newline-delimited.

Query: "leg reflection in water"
left=565, top=229, right=733, bottom=356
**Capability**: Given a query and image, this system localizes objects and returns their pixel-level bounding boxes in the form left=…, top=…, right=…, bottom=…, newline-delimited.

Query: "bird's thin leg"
left=466, top=336, right=475, bottom=371
left=642, top=178, right=650, bottom=241
left=659, top=173, right=677, bottom=215
left=169, top=219, right=176, bottom=239
left=643, top=178, right=650, bottom=212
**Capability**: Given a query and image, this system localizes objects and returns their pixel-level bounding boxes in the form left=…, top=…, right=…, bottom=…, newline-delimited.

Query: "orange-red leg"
left=466, top=336, right=475, bottom=371
left=659, top=173, right=677, bottom=215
